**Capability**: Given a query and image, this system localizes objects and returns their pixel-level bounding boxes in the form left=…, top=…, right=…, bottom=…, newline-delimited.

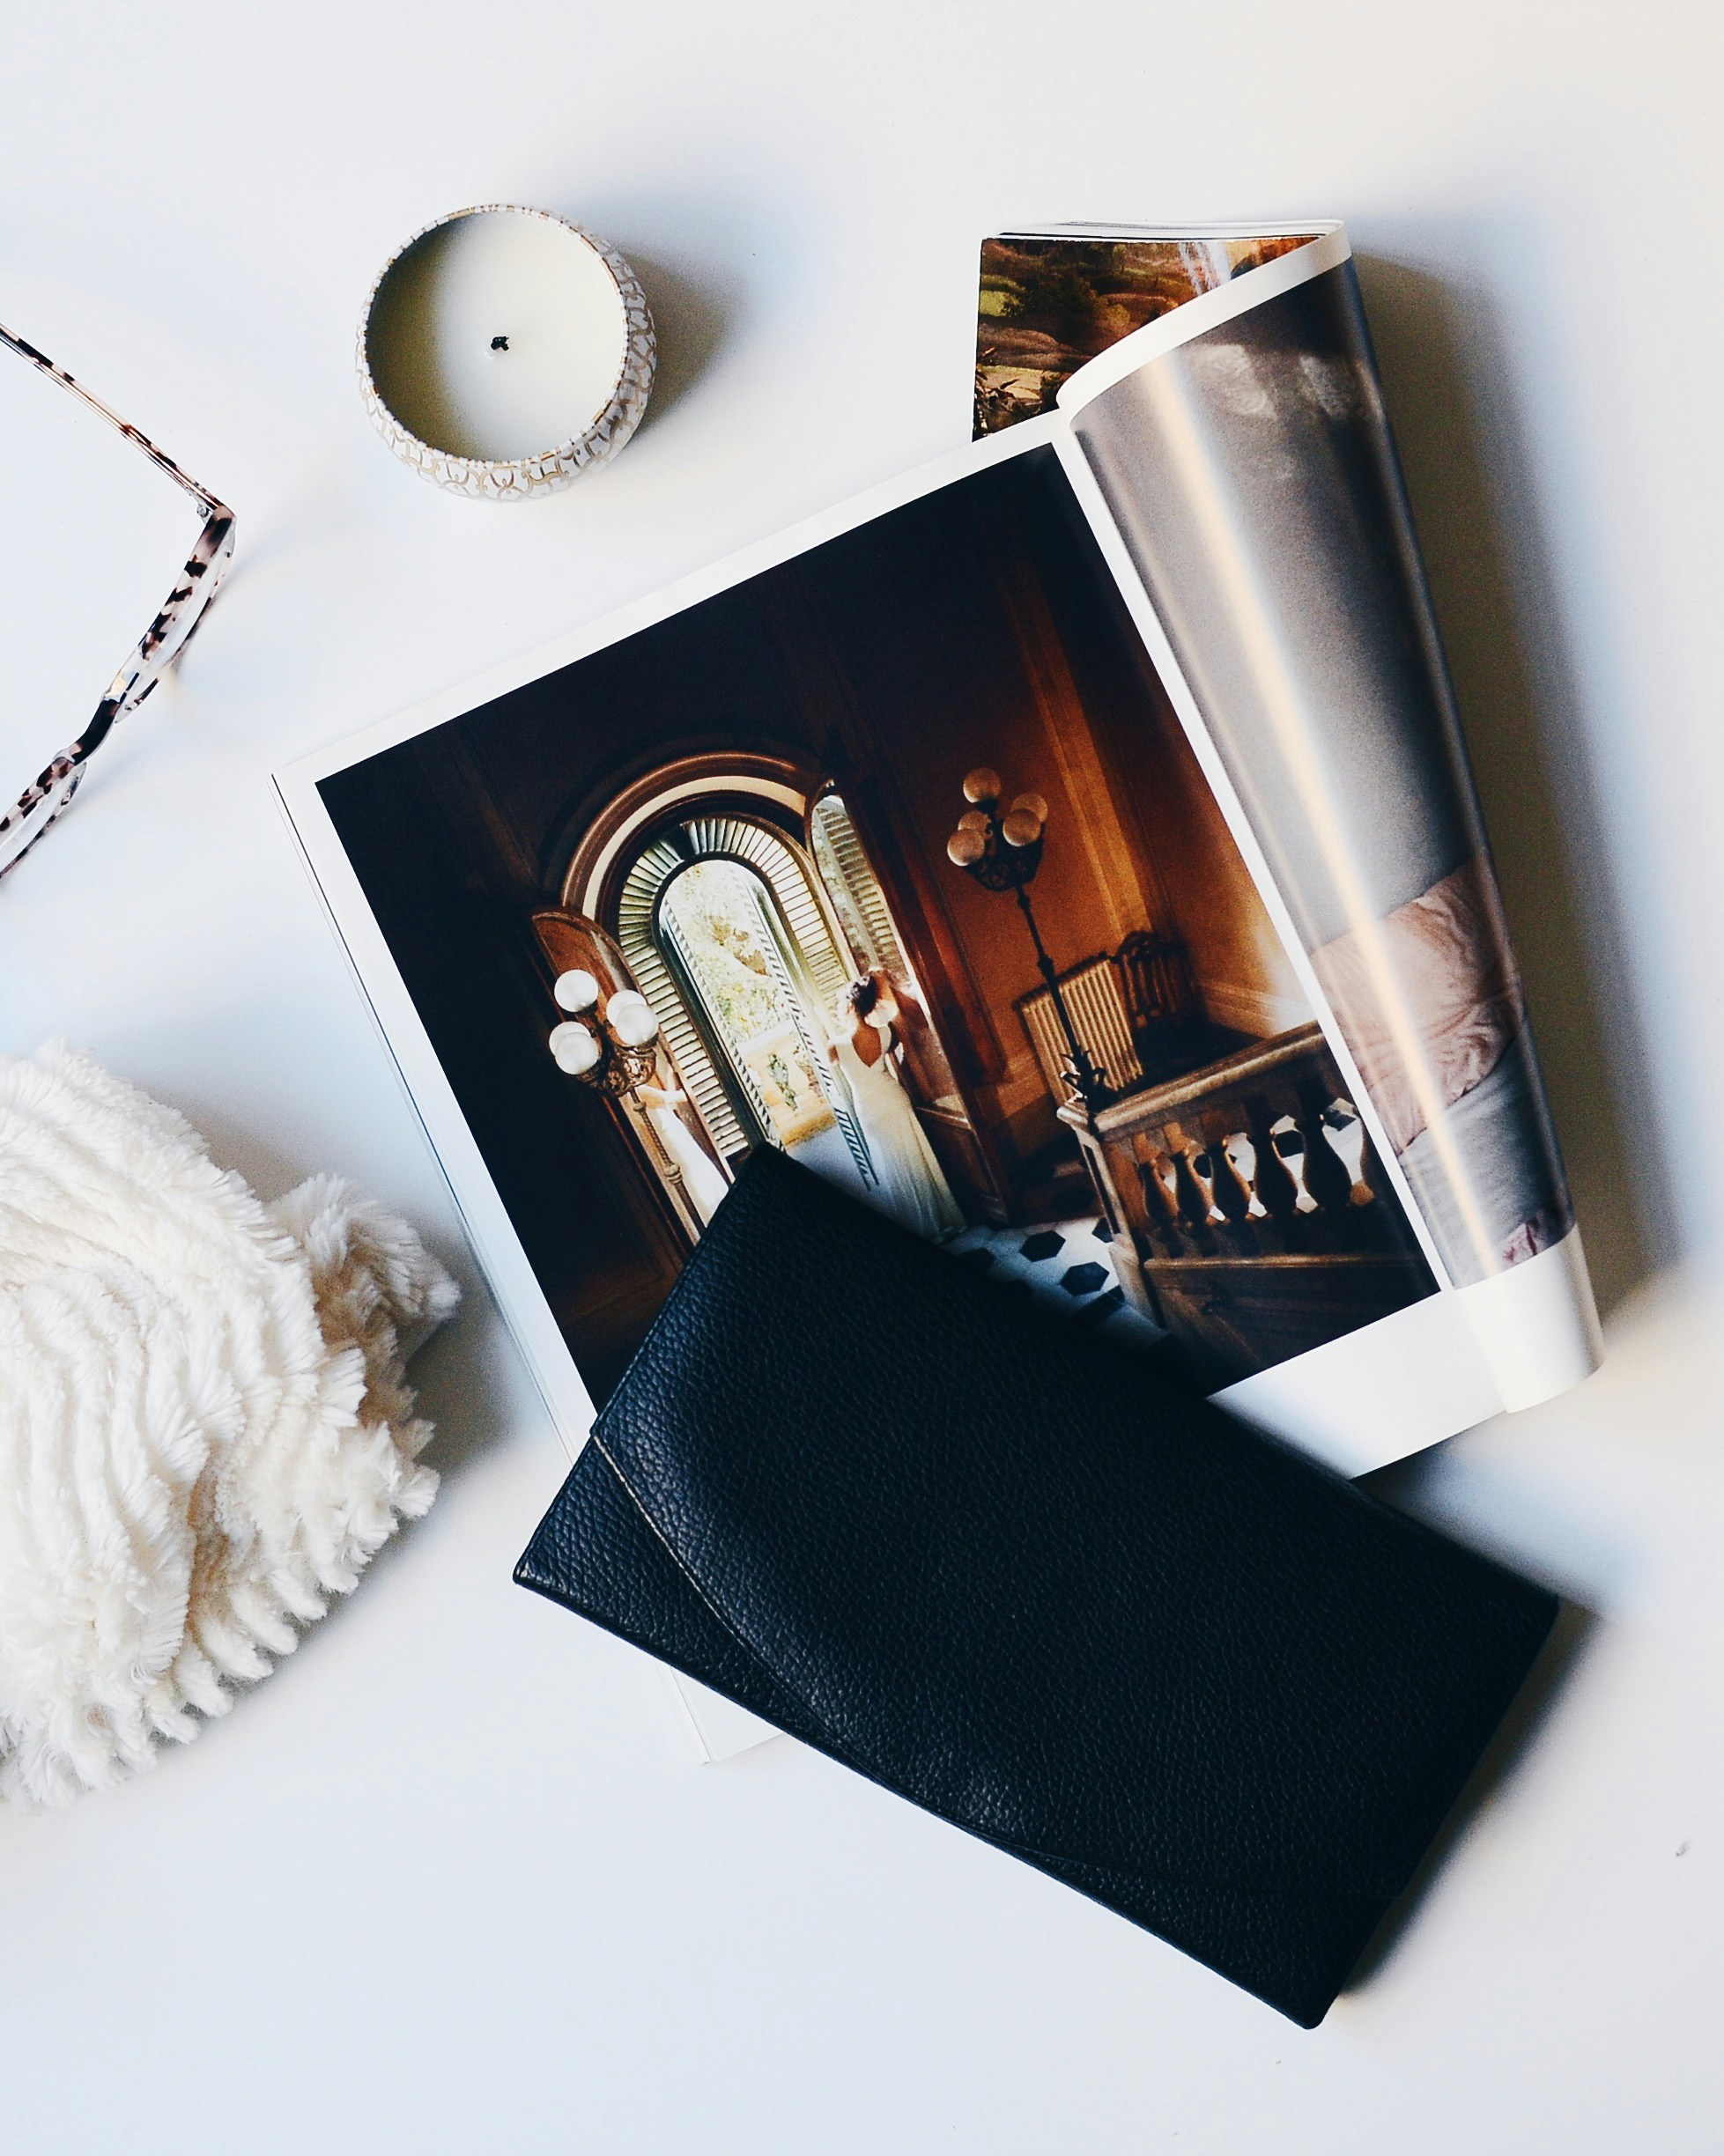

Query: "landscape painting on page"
left=974, top=229, right=1322, bottom=436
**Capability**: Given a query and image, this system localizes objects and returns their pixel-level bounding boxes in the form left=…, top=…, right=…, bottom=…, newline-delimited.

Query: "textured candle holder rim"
left=357, top=203, right=657, bottom=502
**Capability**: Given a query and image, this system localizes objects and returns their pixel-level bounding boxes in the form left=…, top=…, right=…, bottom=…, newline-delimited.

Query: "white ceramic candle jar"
left=359, top=204, right=656, bottom=500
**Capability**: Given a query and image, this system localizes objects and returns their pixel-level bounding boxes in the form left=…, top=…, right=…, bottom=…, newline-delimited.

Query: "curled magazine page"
left=1052, top=226, right=1600, bottom=1413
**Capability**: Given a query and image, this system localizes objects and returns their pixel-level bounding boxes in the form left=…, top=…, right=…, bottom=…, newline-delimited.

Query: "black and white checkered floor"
left=943, top=1215, right=1166, bottom=1353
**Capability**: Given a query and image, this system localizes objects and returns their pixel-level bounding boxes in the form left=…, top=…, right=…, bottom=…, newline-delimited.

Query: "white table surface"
left=4, top=5, right=1723, bottom=2149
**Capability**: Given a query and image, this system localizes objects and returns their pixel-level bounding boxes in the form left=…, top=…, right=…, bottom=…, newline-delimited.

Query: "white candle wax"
left=359, top=205, right=655, bottom=499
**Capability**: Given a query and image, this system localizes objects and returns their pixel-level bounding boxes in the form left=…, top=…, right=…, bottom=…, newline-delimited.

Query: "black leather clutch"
left=515, top=1148, right=1558, bottom=2026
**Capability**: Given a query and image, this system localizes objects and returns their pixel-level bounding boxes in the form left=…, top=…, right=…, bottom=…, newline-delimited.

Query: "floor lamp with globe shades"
left=944, top=767, right=1112, bottom=1120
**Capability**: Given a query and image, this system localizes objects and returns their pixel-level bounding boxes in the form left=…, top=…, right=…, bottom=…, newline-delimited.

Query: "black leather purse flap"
left=516, top=1148, right=1558, bottom=2025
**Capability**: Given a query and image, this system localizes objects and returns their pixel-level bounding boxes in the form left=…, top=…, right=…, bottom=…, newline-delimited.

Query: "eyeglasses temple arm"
left=0, top=319, right=231, bottom=520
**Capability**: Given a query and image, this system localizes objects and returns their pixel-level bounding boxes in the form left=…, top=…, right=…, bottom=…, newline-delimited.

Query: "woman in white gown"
left=637, top=1082, right=730, bottom=1225
left=827, top=972, right=966, bottom=1240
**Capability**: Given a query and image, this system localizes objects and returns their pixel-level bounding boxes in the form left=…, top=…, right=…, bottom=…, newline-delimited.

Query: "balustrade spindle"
left=1293, top=1081, right=1354, bottom=1214
left=1203, top=1122, right=1254, bottom=1229
left=1137, top=1153, right=1180, bottom=1244
left=1170, top=1143, right=1215, bottom=1234
left=1354, top=1122, right=1394, bottom=1210
left=1245, top=1096, right=1300, bottom=1224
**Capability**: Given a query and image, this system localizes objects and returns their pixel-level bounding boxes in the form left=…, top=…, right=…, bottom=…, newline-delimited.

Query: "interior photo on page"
left=281, top=225, right=1599, bottom=1476
left=312, top=443, right=1437, bottom=1404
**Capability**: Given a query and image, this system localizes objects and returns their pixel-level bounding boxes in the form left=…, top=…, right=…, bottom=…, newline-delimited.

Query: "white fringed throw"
left=0, top=1042, right=458, bottom=1808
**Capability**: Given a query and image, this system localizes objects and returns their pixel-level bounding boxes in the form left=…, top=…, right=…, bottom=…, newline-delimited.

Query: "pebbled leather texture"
left=515, top=1148, right=1558, bottom=2026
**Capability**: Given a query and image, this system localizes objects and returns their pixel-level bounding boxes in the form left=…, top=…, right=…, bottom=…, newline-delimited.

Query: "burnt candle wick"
left=490, top=335, right=509, bottom=351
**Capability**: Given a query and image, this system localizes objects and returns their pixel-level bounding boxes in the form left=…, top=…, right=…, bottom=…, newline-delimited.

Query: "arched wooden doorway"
left=616, top=814, right=876, bottom=1188
left=539, top=756, right=1006, bottom=1239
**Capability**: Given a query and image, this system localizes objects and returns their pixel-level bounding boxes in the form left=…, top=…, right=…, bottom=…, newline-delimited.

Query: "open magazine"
left=277, top=223, right=1600, bottom=1508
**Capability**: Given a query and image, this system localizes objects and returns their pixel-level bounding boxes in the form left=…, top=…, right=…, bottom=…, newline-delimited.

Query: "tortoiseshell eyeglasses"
left=0, top=321, right=236, bottom=880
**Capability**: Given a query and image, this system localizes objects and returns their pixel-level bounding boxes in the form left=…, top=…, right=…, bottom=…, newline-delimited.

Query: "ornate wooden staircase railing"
left=1060, top=1021, right=1435, bottom=1386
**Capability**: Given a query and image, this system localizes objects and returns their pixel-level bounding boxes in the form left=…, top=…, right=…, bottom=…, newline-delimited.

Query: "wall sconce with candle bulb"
left=545, top=967, right=662, bottom=1096
left=944, top=768, right=1111, bottom=1119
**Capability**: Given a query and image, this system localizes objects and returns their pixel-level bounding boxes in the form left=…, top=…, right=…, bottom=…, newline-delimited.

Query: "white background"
left=3, top=4, right=1721, bottom=2149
